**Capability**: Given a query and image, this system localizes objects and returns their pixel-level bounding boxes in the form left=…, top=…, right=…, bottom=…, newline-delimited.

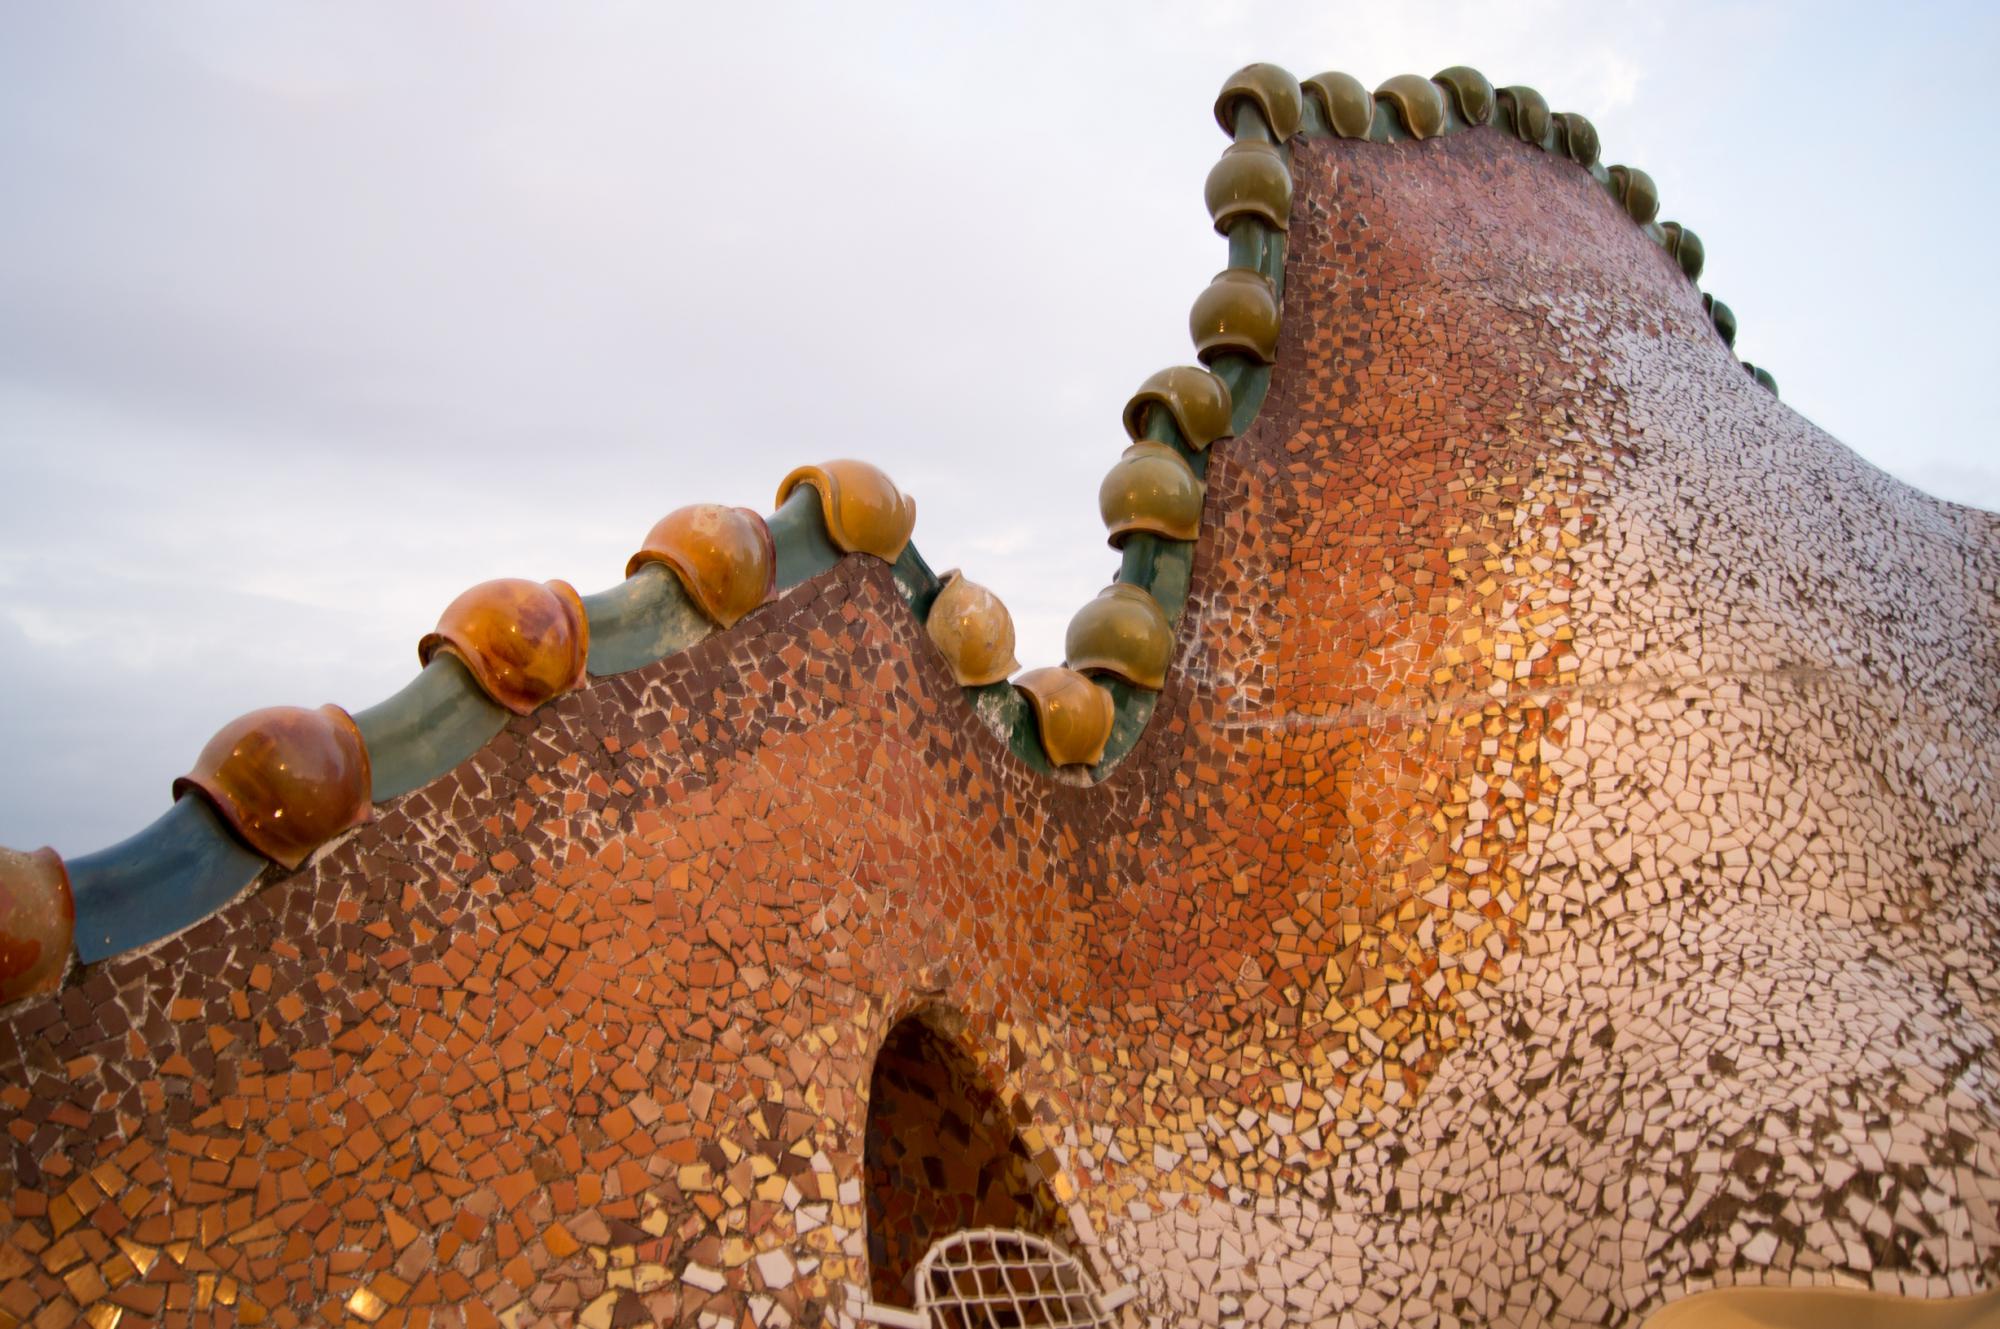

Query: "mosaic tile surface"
left=1080, top=124, right=2000, bottom=1327
left=1, top=123, right=1996, bottom=1328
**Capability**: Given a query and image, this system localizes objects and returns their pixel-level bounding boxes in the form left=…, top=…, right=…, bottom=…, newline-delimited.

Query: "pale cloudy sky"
left=1, top=1, right=1993, bottom=855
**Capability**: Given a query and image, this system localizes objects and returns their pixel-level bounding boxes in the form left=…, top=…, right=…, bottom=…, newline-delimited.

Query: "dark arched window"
left=862, top=1010, right=1074, bottom=1308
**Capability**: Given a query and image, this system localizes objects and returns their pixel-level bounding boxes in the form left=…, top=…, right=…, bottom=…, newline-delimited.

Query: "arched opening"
left=863, top=1009, right=1073, bottom=1307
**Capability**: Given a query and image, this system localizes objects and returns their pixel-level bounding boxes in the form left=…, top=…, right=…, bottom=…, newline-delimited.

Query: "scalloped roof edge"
left=0, top=60, right=1786, bottom=1006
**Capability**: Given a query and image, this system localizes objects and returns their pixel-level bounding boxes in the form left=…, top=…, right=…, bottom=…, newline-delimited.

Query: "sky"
left=1, top=1, right=1994, bottom=856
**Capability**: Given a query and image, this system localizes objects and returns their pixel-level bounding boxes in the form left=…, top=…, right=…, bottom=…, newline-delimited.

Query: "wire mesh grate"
left=913, top=1228, right=1115, bottom=1328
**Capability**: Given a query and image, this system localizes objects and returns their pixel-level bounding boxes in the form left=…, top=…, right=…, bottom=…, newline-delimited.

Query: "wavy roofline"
left=0, top=61, right=1775, bottom=1005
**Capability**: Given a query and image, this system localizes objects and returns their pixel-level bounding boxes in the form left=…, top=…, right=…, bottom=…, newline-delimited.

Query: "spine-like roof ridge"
left=0, top=61, right=1779, bottom=1005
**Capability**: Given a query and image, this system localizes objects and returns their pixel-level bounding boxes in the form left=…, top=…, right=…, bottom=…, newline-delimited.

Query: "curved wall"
left=0, top=106, right=1994, bottom=1329
left=1084, top=119, right=2000, bottom=1327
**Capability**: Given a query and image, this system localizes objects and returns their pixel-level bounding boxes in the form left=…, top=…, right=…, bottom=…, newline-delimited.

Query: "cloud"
left=1904, top=463, right=2000, bottom=516
left=0, top=1, right=1992, bottom=854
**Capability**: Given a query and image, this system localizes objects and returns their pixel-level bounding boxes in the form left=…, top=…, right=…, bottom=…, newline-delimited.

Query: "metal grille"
left=914, top=1228, right=1115, bottom=1328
